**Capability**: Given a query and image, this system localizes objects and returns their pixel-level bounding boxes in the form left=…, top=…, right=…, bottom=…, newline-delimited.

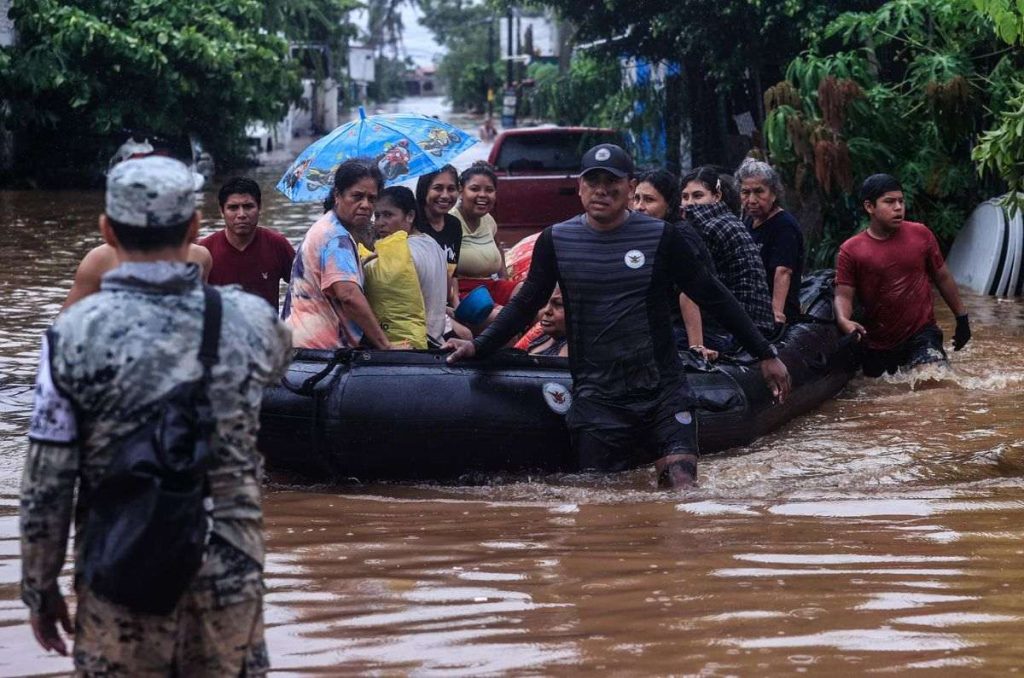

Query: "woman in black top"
left=415, top=164, right=462, bottom=305
left=736, top=157, right=804, bottom=327
left=632, top=169, right=720, bottom=360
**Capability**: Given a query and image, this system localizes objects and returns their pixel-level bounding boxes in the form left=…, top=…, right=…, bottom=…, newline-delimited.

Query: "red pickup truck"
left=487, top=126, right=626, bottom=247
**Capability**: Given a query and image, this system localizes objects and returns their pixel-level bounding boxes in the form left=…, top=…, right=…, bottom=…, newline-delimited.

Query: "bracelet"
left=689, top=344, right=705, bottom=351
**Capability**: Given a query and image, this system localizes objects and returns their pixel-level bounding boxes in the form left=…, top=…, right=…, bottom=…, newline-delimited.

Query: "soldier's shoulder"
left=52, top=290, right=125, bottom=336
left=219, top=288, right=285, bottom=334
left=220, top=287, right=276, bottom=317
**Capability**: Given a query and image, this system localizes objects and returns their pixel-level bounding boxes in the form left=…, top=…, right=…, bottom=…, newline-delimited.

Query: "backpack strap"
left=199, top=286, right=222, bottom=375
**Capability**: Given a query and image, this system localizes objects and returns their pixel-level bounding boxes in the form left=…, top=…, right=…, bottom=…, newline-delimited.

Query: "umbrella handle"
left=359, top=106, right=366, bottom=120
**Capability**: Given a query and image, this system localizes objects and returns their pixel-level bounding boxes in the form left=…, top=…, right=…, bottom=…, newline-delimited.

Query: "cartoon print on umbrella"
left=376, top=140, right=412, bottom=181
left=277, top=108, right=477, bottom=202
left=420, top=128, right=463, bottom=157
left=282, top=157, right=313, bottom=191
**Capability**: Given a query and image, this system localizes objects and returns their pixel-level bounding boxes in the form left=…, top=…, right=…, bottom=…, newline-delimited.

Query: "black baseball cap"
left=580, top=143, right=634, bottom=178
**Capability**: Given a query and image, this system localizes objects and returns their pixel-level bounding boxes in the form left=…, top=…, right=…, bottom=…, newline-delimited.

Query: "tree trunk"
left=664, top=66, right=683, bottom=174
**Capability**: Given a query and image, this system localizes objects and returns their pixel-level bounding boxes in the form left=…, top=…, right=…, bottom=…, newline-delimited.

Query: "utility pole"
left=487, top=19, right=495, bottom=119
left=505, top=7, right=514, bottom=89
left=501, top=6, right=517, bottom=129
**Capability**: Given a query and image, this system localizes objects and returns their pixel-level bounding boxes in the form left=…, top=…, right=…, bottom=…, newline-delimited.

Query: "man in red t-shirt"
left=199, top=177, right=295, bottom=311
left=834, top=174, right=971, bottom=377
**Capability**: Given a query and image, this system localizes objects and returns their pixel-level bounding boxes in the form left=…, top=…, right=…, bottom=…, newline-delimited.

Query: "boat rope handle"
left=280, top=350, right=350, bottom=396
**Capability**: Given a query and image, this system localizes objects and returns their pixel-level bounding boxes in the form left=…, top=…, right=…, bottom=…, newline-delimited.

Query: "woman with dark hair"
left=283, top=158, right=391, bottom=349
left=451, top=162, right=519, bottom=305
left=373, top=185, right=448, bottom=346
left=415, top=165, right=462, bottom=305
left=632, top=169, right=681, bottom=223
left=631, top=170, right=724, bottom=359
left=415, top=165, right=462, bottom=270
left=678, top=166, right=775, bottom=355
left=736, top=157, right=804, bottom=327
left=526, top=286, right=569, bottom=357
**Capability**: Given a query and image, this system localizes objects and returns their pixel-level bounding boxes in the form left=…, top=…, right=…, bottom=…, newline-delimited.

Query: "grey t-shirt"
left=407, top=233, right=448, bottom=345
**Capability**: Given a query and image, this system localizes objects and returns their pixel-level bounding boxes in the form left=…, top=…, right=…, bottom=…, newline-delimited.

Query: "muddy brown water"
left=1, top=149, right=1023, bottom=675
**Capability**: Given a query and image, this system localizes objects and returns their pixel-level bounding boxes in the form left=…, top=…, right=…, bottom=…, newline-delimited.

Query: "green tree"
left=264, top=0, right=361, bottom=82
left=968, top=0, right=1024, bottom=211
left=417, top=0, right=499, bottom=112
left=0, top=0, right=358, bottom=180
left=763, top=0, right=1016, bottom=263
left=525, top=0, right=877, bottom=168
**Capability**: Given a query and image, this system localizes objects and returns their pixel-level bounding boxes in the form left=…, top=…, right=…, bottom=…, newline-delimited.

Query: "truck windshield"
left=495, top=131, right=624, bottom=173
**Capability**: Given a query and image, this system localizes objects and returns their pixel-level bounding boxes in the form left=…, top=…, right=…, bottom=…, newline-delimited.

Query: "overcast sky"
left=352, top=4, right=445, bottom=67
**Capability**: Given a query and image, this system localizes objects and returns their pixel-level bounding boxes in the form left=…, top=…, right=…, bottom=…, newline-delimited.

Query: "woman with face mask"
left=678, top=167, right=776, bottom=355
left=736, top=158, right=805, bottom=328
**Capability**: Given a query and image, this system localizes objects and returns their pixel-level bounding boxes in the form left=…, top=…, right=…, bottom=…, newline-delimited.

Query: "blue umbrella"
left=277, top=107, right=478, bottom=202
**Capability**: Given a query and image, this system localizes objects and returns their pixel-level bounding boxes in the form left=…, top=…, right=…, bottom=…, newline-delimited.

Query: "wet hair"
left=377, top=185, right=417, bottom=216
left=859, top=173, right=903, bottom=205
left=107, top=217, right=192, bottom=252
left=459, top=161, right=498, bottom=188
left=415, top=164, right=459, bottom=211
left=680, top=166, right=742, bottom=217
left=635, top=169, right=681, bottom=223
left=322, top=158, right=383, bottom=212
left=217, top=177, right=261, bottom=208
left=735, top=157, right=785, bottom=205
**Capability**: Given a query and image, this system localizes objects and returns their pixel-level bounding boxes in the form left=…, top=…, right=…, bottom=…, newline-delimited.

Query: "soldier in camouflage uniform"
left=20, top=156, right=292, bottom=676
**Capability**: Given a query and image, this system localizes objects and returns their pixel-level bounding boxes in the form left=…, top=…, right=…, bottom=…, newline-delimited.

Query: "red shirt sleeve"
left=835, top=242, right=857, bottom=287
left=277, top=234, right=296, bottom=282
left=922, top=226, right=944, bottom=275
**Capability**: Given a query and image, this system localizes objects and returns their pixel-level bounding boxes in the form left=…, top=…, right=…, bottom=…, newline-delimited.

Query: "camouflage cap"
left=106, top=156, right=196, bottom=227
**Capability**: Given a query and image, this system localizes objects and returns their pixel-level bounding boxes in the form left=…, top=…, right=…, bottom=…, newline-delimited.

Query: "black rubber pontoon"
left=259, top=272, right=856, bottom=480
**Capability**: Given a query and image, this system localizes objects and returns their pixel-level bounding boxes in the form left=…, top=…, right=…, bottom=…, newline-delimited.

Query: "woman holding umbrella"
left=283, top=159, right=392, bottom=350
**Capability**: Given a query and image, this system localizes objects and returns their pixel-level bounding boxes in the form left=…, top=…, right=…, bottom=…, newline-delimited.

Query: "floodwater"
left=2, top=99, right=1024, bottom=675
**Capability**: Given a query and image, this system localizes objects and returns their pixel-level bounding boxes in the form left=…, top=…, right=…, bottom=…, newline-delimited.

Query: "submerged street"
left=1, top=99, right=1023, bottom=674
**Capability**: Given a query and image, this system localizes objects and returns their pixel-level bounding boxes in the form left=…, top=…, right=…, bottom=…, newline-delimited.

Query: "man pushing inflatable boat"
left=259, top=144, right=872, bottom=486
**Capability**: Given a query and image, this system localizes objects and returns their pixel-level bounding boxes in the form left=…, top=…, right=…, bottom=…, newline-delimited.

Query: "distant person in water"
left=479, top=117, right=498, bottom=142
left=199, top=177, right=295, bottom=311
left=63, top=242, right=210, bottom=310
left=835, top=173, right=971, bottom=376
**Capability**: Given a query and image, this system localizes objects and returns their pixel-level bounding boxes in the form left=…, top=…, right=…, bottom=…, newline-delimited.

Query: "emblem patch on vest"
left=624, top=249, right=645, bottom=269
left=542, top=382, right=572, bottom=415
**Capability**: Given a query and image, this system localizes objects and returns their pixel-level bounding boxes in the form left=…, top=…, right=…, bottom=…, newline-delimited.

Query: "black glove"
left=953, top=314, right=971, bottom=351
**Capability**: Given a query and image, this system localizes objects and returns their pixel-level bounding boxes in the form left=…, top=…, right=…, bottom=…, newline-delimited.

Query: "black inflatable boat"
left=259, top=272, right=857, bottom=480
